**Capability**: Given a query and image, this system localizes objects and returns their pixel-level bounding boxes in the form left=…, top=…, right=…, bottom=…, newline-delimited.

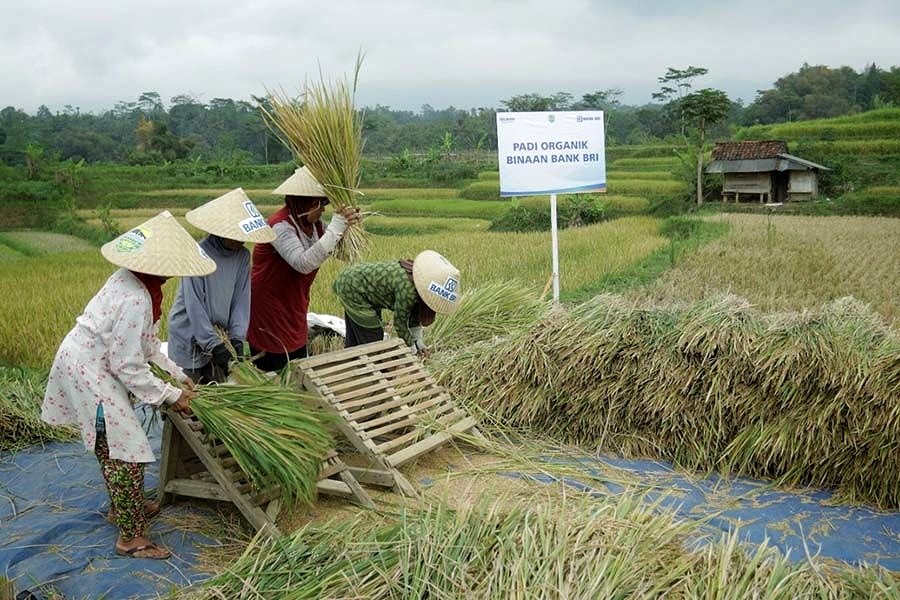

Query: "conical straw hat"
left=272, top=166, right=327, bottom=197
left=101, top=211, right=217, bottom=277
left=412, top=250, right=461, bottom=314
left=186, top=188, right=276, bottom=244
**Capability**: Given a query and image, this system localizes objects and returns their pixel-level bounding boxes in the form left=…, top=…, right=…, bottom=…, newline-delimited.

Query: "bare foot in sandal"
left=115, top=535, right=171, bottom=560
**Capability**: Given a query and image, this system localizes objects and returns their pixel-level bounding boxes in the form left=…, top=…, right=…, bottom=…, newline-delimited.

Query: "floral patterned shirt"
left=42, top=268, right=187, bottom=463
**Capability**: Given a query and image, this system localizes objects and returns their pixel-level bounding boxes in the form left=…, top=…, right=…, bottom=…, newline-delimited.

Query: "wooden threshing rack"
left=293, top=338, right=481, bottom=496
left=157, top=408, right=374, bottom=537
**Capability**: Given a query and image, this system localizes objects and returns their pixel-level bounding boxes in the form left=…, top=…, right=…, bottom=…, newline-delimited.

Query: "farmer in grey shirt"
left=167, top=189, right=275, bottom=383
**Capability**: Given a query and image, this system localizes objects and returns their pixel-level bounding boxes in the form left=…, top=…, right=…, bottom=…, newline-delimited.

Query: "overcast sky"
left=2, top=0, right=899, bottom=114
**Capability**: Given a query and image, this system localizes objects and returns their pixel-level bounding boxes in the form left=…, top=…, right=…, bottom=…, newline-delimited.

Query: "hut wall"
left=723, top=173, right=771, bottom=195
left=789, top=171, right=818, bottom=199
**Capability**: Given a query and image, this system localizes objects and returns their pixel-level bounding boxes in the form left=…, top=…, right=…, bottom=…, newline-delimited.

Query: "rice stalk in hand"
left=262, top=52, right=367, bottom=261
left=189, top=385, right=335, bottom=507
left=151, top=364, right=334, bottom=506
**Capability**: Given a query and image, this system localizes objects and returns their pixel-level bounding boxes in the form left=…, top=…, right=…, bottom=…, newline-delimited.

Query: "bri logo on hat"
left=428, top=277, right=459, bottom=303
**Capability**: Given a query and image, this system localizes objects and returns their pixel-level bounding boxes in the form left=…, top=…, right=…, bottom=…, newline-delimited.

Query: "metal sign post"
left=549, top=193, right=560, bottom=304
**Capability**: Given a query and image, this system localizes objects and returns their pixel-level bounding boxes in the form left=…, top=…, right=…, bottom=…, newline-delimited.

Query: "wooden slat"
left=329, top=372, right=432, bottom=408
left=315, top=354, right=419, bottom=386
left=374, top=408, right=467, bottom=454
left=346, top=466, right=396, bottom=488
left=374, top=428, right=424, bottom=454
left=326, top=363, right=421, bottom=394
left=318, top=460, right=345, bottom=480
left=336, top=380, right=441, bottom=414
left=356, top=395, right=451, bottom=431
left=310, top=346, right=412, bottom=378
left=387, top=416, right=479, bottom=467
left=316, top=479, right=354, bottom=499
left=165, top=479, right=231, bottom=502
left=350, top=390, right=450, bottom=428
left=362, top=403, right=458, bottom=440
left=295, top=338, right=401, bottom=369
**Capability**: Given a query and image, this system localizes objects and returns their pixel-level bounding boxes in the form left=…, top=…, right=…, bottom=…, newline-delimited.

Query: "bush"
left=488, top=197, right=606, bottom=232
left=459, top=181, right=501, bottom=200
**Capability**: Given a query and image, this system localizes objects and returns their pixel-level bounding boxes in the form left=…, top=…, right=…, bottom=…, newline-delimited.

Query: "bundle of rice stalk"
left=426, top=281, right=550, bottom=355
left=262, top=53, right=367, bottom=261
left=153, top=365, right=334, bottom=506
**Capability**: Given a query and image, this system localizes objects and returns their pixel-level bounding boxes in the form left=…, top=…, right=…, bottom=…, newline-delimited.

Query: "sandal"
left=115, top=542, right=171, bottom=560
left=107, top=501, right=161, bottom=523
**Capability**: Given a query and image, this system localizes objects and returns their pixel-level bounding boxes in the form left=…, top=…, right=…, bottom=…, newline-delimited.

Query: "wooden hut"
left=706, top=140, right=830, bottom=203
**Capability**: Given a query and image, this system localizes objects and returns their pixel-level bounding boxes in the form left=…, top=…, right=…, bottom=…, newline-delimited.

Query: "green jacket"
left=333, top=260, right=420, bottom=345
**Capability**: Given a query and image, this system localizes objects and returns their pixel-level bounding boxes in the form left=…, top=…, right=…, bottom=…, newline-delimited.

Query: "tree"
left=24, top=142, right=44, bottom=179
left=137, top=91, right=164, bottom=117
left=499, top=92, right=572, bottom=112
left=679, top=88, right=732, bottom=205
left=652, top=66, right=709, bottom=136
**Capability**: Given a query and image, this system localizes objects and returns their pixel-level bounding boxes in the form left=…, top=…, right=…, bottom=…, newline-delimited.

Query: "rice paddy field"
left=2, top=145, right=900, bottom=597
left=631, top=214, right=900, bottom=328
left=0, top=213, right=667, bottom=368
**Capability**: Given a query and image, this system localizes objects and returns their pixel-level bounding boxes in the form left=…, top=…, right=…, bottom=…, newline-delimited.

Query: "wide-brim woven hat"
left=272, top=166, right=327, bottom=197
left=412, top=250, right=461, bottom=314
left=101, top=211, right=217, bottom=277
left=186, top=188, right=276, bottom=244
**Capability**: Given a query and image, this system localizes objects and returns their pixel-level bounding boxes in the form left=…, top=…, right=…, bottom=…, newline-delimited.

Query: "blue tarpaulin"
left=3, top=428, right=899, bottom=598
left=0, top=422, right=217, bottom=600
left=493, top=455, right=900, bottom=571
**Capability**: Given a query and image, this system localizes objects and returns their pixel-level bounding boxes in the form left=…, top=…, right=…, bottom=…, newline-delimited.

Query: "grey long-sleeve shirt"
left=167, top=235, right=251, bottom=369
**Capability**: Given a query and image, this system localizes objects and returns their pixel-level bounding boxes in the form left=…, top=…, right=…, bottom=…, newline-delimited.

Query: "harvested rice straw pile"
left=262, top=53, right=367, bottom=261
left=0, top=367, right=76, bottom=450
left=435, top=294, right=900, bottom=509
left=184, top=493, right=897, bottom=599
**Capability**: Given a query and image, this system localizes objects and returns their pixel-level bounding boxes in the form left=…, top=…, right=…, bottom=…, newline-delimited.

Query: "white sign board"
left=496, top=111, right=606, bottom=196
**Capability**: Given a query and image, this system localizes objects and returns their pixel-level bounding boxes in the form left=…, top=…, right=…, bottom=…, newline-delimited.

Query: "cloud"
left=1, top=0, right=899, bottom=113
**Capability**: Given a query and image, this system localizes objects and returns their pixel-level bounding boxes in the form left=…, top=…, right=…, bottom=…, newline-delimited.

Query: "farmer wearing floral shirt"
left=42, top=212, right=215, bottom=560
left=167, top=188, right=275, bottom=383
left=333, top=250, right=462, bottom=356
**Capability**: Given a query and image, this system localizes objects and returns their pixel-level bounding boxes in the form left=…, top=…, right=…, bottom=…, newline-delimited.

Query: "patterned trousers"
left=94, top=432, right=147, bottom=539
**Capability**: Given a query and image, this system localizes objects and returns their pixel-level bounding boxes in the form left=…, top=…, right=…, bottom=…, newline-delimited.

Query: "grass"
left=563, top=217, right=729, bottom=303
left=364, top=197, right=510, bottom=219
left=0, top=242, right=23, bottom=261
left=0, top=230, right=94, bottom=255
left=632, top=214, right=900, bottom=328
left=0, top=366, right=78, bottom=450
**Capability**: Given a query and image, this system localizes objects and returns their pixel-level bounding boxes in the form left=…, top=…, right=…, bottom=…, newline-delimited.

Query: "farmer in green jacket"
left=333, top=250, right=461, bottom=356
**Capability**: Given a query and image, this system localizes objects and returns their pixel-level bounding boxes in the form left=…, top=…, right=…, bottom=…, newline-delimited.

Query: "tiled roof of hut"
left=711, top=140, right=788, bottom=161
